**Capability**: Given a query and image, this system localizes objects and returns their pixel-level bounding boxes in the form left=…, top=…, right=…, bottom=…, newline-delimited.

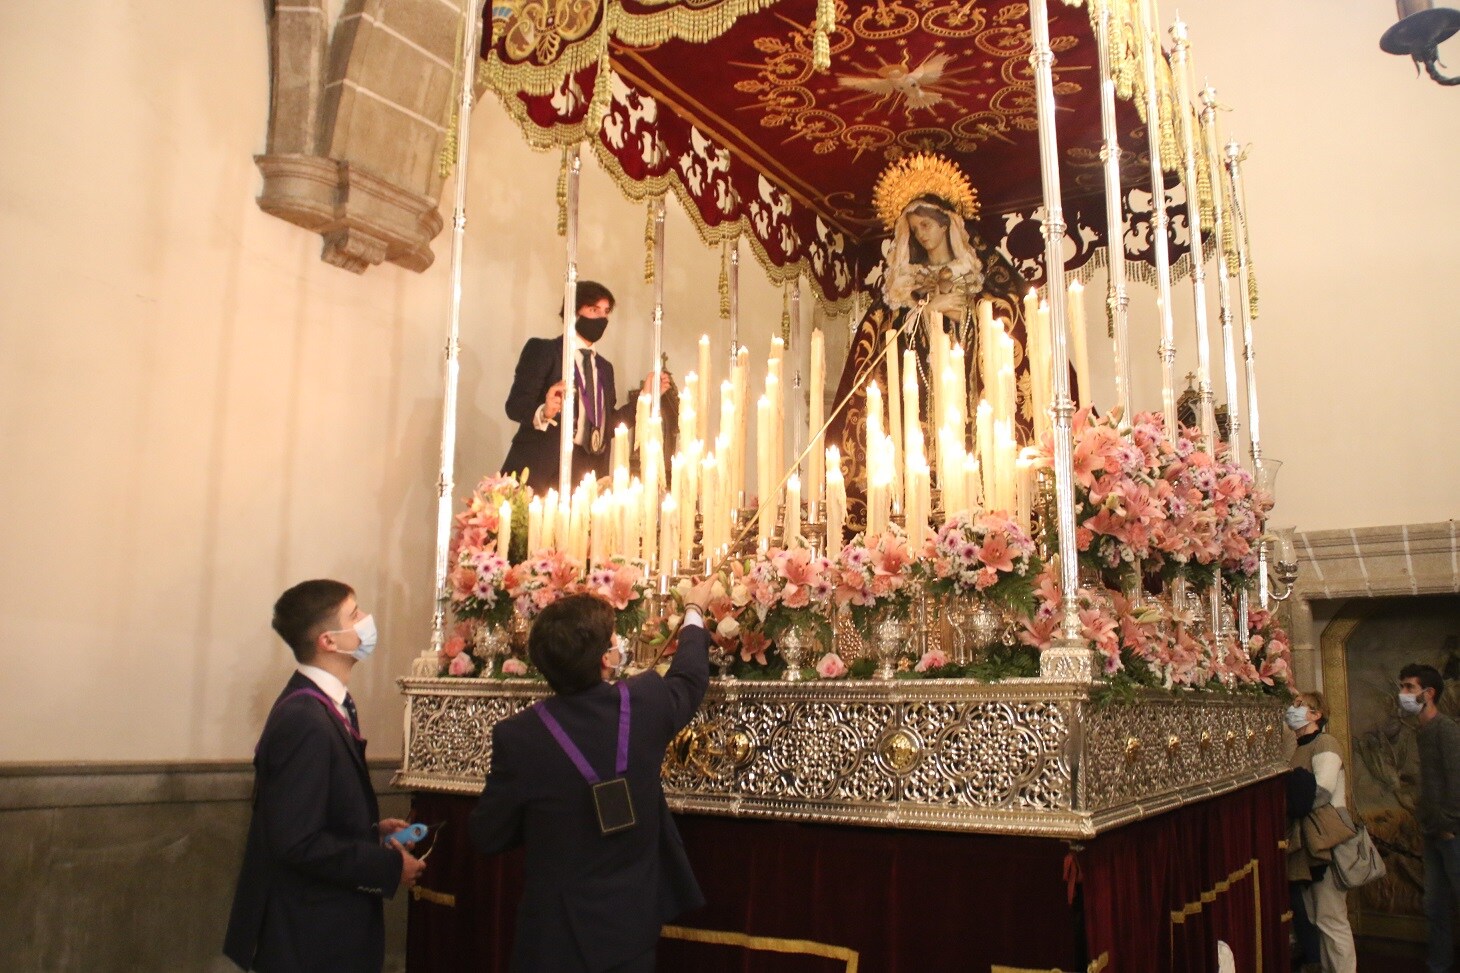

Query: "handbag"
left=1330, top=807, right=1387, bottom=890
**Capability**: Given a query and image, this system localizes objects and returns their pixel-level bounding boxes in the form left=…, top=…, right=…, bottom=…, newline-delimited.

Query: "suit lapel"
left=289, top=673, right=373, bottom=786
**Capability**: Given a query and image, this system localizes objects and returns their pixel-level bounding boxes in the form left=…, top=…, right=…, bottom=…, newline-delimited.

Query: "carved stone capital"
left=1040, top=638, right=1100, bottom=682
left=255, top=154, right=444, bottom=273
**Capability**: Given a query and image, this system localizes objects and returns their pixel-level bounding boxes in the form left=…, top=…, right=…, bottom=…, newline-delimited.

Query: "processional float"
left=400, top=0, right=1298, bottom=842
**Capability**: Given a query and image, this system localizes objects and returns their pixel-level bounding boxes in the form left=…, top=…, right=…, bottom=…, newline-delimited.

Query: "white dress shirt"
left=296, top=664, right=352, bottom=724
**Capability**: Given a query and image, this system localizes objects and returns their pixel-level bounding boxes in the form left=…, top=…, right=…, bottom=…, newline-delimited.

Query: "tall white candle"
left=540, top=489, right=558, bottom=551
left=497, top=500, right=512, bottom=559
left=826, top=446, right=846, bottom=552
left=659, top=495, right=678, bottom=578
left=885, top=330, right=903, bottom=506
left=1069, top=279, right=1091, bottom=409
left=697, top=334, right=712, bottom=429
left=526, top=497, right=542, bottom=555
left=807, top=327, right=825, bottom=511
left=785, top=474, right=801, bottom=546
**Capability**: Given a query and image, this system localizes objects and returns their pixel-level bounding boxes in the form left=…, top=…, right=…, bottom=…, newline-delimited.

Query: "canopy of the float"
left=478, top=0, right=1199, bottom=308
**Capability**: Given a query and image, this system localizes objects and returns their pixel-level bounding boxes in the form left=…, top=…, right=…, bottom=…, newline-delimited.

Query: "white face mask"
left=1399, top=692, right=1424, bottom=715
left=1284, top=705, right=1310, bottom=730
left=329, top=614, right=378, bottom=662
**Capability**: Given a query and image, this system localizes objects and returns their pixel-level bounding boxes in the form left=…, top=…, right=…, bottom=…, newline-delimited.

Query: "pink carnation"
left=915, top=648, right=949, bottom=672
left=501, top=657, right=528, bottom=677
left=448, top=653, right=475, bottom=676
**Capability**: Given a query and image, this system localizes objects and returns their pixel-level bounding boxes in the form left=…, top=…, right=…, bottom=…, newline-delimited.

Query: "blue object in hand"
left=387, top=822, right=428, bottom=845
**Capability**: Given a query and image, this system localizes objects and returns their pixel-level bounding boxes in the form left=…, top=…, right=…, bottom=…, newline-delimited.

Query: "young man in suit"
left=500, top=280, right=671, bottom=493
left=225, top=579, right=426, bottom=973
left=470, top=578, right=716, bottom=972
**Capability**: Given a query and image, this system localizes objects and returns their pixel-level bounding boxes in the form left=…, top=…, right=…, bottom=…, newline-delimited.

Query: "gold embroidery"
left=409, top=885, right=457, bottom=907
left=1167, top=858, right=1264, bottom=973
left=661, top=924, right=860, bottom=971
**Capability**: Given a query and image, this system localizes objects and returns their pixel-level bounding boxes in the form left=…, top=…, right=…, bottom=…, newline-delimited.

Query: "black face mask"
left=575, top=315, right=608, bottom=343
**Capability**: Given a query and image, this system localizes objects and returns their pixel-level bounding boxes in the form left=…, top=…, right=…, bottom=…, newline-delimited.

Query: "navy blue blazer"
left=470, top=625, right=710, bottom=972
left=500, top=335, right=634, bottom=493
left=224, top=672, right=401, bottom=973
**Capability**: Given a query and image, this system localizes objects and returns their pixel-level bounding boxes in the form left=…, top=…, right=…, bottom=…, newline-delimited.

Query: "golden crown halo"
left=872, top=153, right=980, bottom=231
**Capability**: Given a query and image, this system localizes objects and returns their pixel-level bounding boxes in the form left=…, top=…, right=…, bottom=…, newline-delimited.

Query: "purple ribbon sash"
left=574, top=353, right=605, bottom=430
left=255, top=687, right=365, bottom=755
left=534, top=681, right=630, bottom=784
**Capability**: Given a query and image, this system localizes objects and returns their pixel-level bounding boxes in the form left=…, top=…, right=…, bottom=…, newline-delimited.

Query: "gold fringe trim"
left=409, top=885, right=457, bottom=907
left=1167, top=858, right=1263, bottom=973
left=661, top=924, right=859, bottom=972
left=490, top=70, right=856, bottom=316
left=483, top=0, right=781, bottom=99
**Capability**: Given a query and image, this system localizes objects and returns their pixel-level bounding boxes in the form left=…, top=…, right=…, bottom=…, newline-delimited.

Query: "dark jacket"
left=224, top=673, right=401, bottom=973
left=470, top=625, right=710, bottom=972
left=1418, top=712, right=1460, bottom=837
left=501, top=335, right=634, bottom=493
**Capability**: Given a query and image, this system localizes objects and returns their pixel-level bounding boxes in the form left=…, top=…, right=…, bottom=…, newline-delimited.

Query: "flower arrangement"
left=832, top=528, right=919, bottom=637
left=1054, top=409, right=1175, bottom=576
left=919, top=511, right=1039, bottom=613
left=450, top=474, right=531, bottom=567
left=571, top=556, right=652, bottom=638
left=1245, top=607, right=1294, bottom=697
left=743, top=546, right=836, bottom=644
left=504, top=548, right=583, bottom=621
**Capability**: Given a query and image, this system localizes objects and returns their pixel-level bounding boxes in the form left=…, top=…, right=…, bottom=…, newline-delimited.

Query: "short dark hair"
left=528, top=594, right=614, bottom=694
left=1401, top=663, right=1445, bottom=702
left=565, top=280, right=615, bottom=316
left=272, top=579, right=353, bottom=663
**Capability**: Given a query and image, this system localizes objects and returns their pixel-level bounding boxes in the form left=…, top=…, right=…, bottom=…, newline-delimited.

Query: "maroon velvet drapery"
left=1080, top=774, right=1289, bottom=972
left=408, top=776, right=1287, bottom=972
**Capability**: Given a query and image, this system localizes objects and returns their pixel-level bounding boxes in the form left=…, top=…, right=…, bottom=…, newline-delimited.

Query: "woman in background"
left=1287, top=690, right=1357, bottom=973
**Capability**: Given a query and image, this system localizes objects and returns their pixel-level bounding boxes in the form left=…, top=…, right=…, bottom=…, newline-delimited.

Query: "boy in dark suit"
left=470, top=579, right=715, bottom=972
left=500, top=280, right=671, bottom=493
left=225, top=580, right=426, bottom=972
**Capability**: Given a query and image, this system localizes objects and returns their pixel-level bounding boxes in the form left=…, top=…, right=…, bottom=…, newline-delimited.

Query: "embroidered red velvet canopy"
left=482, top=0, right=1189, bottom=305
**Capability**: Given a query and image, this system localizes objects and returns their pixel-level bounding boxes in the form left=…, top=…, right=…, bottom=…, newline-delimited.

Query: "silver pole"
left=1199, top=84, right=1244, bottom=470
left=1137, top=0, right=1178, bottom=433
left=728, top=242, right=740, bottom=367
left=558, top=148, right=582, bottom=499
left=1168, top=19, right=1217, bottom=450
left=1225, top=141, right=1263, bottom=475
left=1092, top=0, right=1132, bottom=419
left=651, top=197, right=666, bottom=418
left=1225, top=140, right=1269, bottom=608
left=1028, top=0, right=1081, bottom=642
left=428, top=0, right=485, bottom=659
left=1169, top=19, right=1225, bottom=646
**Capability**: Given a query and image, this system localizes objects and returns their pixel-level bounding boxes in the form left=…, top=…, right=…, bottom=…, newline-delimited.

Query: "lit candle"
left=497, top=500, right=512, bottom=559
left=756, top=394, right=773, bottom=545
left=527, top=496, right=542, bottom=554
left=902, top=348, right=920, bottom=501
left=659, top=494, right=678, bottom=579
left=826, top=446, right=846, bottom=551
left=964, top=454, right=983, bottom=513
left=540, top=489, right=557, bottom=551
left=1016, top=450, right=1036, bottom=533
left=807, top=327, right=825, bottom=512
left=976, top=398, right=993, bottom=507
left=697, top=334, right=712, bottom=426
left=866, top=381, right=883, bottom=438
left=785, top=474, right=801, bottom=546
left=765, top=371, right=781, bottom=494
left=612, top=422, right=630, bottom=492
left=700, top=452, right=718, bottom=562
left=679, top=376, right=697, bottom=447
left=1068, top=279, right=1090, bottom=409
left=885, top=330, right=903, bottom=507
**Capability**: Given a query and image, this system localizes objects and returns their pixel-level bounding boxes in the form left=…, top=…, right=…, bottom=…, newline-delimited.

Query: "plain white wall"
left=0, top=0, right=1455, bottom=761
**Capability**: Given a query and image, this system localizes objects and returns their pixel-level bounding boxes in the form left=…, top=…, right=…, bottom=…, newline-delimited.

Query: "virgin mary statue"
left=824, top=154, right=1034, bottom=525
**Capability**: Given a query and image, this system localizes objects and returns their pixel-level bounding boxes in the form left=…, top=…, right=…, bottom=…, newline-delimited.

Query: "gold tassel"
left=438, top=109, right=459, bottom=180
left=644, top=202, right=655, bottom=284
left=812, top=0, right=834, bottom=72
left=780, top=282, right=792, bottom=344
left=556, top=148, right=568, bottom=237
left=718, top=241, right=731, bottom=318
